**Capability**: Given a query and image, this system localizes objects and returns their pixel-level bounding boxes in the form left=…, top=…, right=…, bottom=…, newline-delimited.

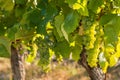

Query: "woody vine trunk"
left=11, top=44, right=25, bottom=80
left=78, top=46, right=106, bottom=80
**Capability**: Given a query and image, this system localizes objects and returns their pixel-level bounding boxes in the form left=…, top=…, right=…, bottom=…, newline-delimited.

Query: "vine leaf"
left=63, top=11, right=80, bottom=34
left=0, top=0, right=14, bottom=11
left=65, top=0, right=77, bottom=5
left=15, top=0, right=27, bottom=5
left=88, top=0, right=104, bottom=13
left=69, top=34, right=82, bottom=61
left=113, top=0, right=120, bottom=7
left=0, top=37, right=11, bottom=57
left=7, top=24, right=19, bottom=41
left=61, top=25, right=69, bottom=41
left=66, top=0, right=88, bottom=16
left=71, top=45, right=82, bottom=61
left=100, top=14, right=117, bottom=26
left=62, top=11, right=80, bottom=41
left=104, top=15, right=120, bottom=44
left=101, top=15, right=120, bottom=68
left=54, top=40, right=71, bottom=58
left=15, top=6, right=25, bottom=18
left=54, top=15, right=64, bottom=38
left=20, top=9, right=42, bottom=27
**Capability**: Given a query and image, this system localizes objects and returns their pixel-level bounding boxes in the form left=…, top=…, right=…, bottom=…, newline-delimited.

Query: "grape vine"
left=0, top=0, right=120, bottom=75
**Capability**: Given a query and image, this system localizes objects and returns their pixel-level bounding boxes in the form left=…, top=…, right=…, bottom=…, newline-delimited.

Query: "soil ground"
left=0, top=58, right=120, bottom=80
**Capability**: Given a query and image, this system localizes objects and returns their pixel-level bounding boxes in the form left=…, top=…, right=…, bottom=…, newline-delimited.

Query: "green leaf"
left=71, top=45, right=82, bottom=61
left=37, top=23, right=47, bottom=35
left=54, top=40, right=71, bottom=58
left=0, top=37, right=11, bottom=57
left=0, top=0, right=14, bottom=11
left=104, top=26, right=118, bottom=44
left=0, top=44, right=9, bottom=57
left=104, top=15, right=120, bottom=44
left=0, top=13, right=17, bottom=30
left=61, top=25, right=69, bottom=41
left=15, top=28, right=35, bottom=41
left=63, top=11, right=80, bottom=34
left=68, top=34, right=82, bottom=61
left=7, top=24, right=35, bottom=41
left=54, top=11, right=80, bottom=41
left=100, top=14, right=117, bottom=25
left=0, top=27, right=6, bottom=36
left=15, top=6, right=25, bottom=18
left=113, top=0, right=120, bottom=7
left=37, top=3, right=58, bottom=35
left=15, top=0, right=27, bottom=5
left=21, top=9, right=42, bottom=26
left=65, top=0, right=77, bottom=5
left=88, top=0, right=104, bottom=13
left=7, top=24, right=19, bottom=41
left=54, top=15, right=64, bottom=38
left=38, top=49, right=50, bottom=71
left=45, top=3, right=58, bottom=20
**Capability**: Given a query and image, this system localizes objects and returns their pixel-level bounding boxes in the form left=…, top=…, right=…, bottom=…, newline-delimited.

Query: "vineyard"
left=0, top=0, right=120, bottom=80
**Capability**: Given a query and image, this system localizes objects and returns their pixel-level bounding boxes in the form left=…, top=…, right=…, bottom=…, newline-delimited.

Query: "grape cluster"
left=83, top=19, right=103, bottom=67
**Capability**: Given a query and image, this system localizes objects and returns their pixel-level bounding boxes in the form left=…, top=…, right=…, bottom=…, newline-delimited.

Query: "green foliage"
left=0, top=0, right=120, bottom=73
left=15, top=0, right=27, bottom=5
left=104, top=15, right=120, bottom=44
left=69, top=34, right=83, bottom=61
left=100, top=14, right=117, bottom=25
left=36, top=36, right=51, bottom=71
left=114, top=0, right=120, bottom=7
left=0, top=0, right=14, bottom=12
left=54, top=15, right=64, bottom=38
left=54, top=39, right=71, bottom=59
left=63, top=11, right=80, bottom=34
left=99, top=52, right=109, bottom=73
left=65, top=0, right=89, bottom=16
left=0, top=37, right=11, bottom=57
left=88, top=0, right=104, bottom=13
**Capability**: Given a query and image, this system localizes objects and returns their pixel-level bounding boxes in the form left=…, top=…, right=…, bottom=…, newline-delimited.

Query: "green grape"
left=82, top=19, right=100, bottom=67
left=115, top=37, right=120, bottom=57
left=87, top=40, right=100, bottom=67
left=104, top=44, right=115, bottom=60
left=109, top=54, right=118, bottom=67
left=87, top=25, right=102, bottom=67
left=87, top=48, right=100, bottom=67
left=26, top=43, right=38, bottom=63
left=84, top=21, right=98, bottom=50
left=107, top=37, right=120, bottom=67
left=99, top=61, right=109, bottom=73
